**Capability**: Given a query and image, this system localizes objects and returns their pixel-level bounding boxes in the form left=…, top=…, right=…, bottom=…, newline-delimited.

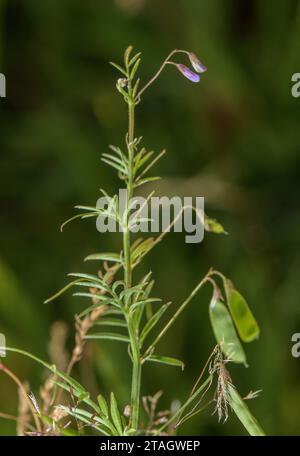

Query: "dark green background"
left=0, top=0, right=300, bottom=435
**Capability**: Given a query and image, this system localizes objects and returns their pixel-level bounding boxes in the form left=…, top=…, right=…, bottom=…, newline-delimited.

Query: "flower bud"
left=188, top=53, right=207, bottom=74
left=176, top=64, right=200, bottom=83
left=117, top=78, right=128, bottom=88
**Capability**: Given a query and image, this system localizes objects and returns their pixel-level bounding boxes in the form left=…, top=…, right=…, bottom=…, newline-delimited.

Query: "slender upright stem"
left=127, top=317, right=141, bottom=430
left=122, top=48, right=192, bottom=432
left=123, top=101, right=135, bottom=289
left=123, top=90, right=142, bottom=431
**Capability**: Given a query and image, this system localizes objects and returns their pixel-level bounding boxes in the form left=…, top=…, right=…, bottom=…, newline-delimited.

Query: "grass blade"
left=228, top=385, right=266, bottom=436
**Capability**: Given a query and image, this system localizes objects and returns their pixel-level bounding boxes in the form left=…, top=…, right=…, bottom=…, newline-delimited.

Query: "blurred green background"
left=1, top=0, right=300, bottom=435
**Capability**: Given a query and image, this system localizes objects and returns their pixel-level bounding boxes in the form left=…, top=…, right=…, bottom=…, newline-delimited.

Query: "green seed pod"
left=227, top=287, right=260, bottom=343
left=209, top=296, right=247, bottom=364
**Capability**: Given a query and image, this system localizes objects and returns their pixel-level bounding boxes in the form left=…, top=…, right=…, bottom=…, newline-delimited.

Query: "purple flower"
left=176, top=64, right=200, bottom=83
left=188, top=53, right=207, bottom=74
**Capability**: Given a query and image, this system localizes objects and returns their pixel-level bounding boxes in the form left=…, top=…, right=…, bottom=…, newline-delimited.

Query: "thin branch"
left=143, top=270, right=214, bottom=359
left=137, top=49, right=188, bottom=99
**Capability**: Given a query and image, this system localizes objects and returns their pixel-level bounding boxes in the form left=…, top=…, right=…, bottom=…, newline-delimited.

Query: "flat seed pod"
left=227, top=288, right=260, bottom=343
left=209, top=297, right=247, bottom=364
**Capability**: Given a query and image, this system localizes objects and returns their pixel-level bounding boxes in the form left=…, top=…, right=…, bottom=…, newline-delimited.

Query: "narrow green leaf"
left=209, top=297, right=247, bottom=364
left=140, top=303, right=171, bottom=345
left=68, top=273, right=101, bottom=281
left=60, top=212, right=98, bottom=232
left=84, top=253, right=122, bottom=264
left=134, top=150, right=154, bottom=173
left=54, top=381, right=99, bottom=414
left=72, top=293, right=109, bottom=301
left=112, top=280, right=125, bottom=293
left=96, top=318, right=127, bottom=328
left=131, top=238, right=155, bottom=263
left=110, top=392, right=123, bottom=435
left=78, top=305, right=121, bottom=319
left=129, top=52, right=141, bottom=67
left=130, top=58, right=141, bottom=80
left=145, top=355, right=184, bottom=370
left=129, top=298, right=161, bottom=315
left=133, top=78, right=140, bottom=97
left=80, top=213, right=101, bottom=219
left=132, top=270, right=152, bottom=303
left=102, top=153, right=128, bottom=171
left=59, top=406, right=114, bottom=435
left=227, top=287, right=260, bottom=343
left=136, top=149, right=166, bottom=179
left=97, top=394, right=109, bottom=418
left=228, top=385, right=266, bottom=436
left=39, top=414, right=79, bottom=436
left=84, top=332, right=130, bottom=343
left=2, top=347, right=97, bottom=408
left=133, top=147, right=146, bottom=166
left=109, top=145, right=128, bottom=163
left=75, top=281, right=113, bottom=294
left=101, top=157, right=127, bottom=175
left=110, top=61, right=127, bottom=76
left=119, top=284, right=148, bottom=301
left=134, top=176, right=161, bottom=188
left=68, top=273, right=109, bottom=289
left=75, top=205, right=100, bottom=212
left=124, top=46, right=133, bottom=66
left=44, top=279, right=83, bottom=304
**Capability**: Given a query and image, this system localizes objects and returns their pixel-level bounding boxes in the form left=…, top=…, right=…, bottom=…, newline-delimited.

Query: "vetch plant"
left=0, top=47, right=265, bottom=436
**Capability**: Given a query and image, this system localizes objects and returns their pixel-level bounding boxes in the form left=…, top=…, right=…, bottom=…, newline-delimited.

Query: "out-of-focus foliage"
left=0, top=0, right=300, bottom=435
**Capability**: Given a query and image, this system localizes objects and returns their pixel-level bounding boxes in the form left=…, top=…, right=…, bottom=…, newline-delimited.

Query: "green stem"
left=123, top=101, right=135, bottom=289
left=128, top=319, right=141, bottom=430
left=123, top=94, right=142, bottom=431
